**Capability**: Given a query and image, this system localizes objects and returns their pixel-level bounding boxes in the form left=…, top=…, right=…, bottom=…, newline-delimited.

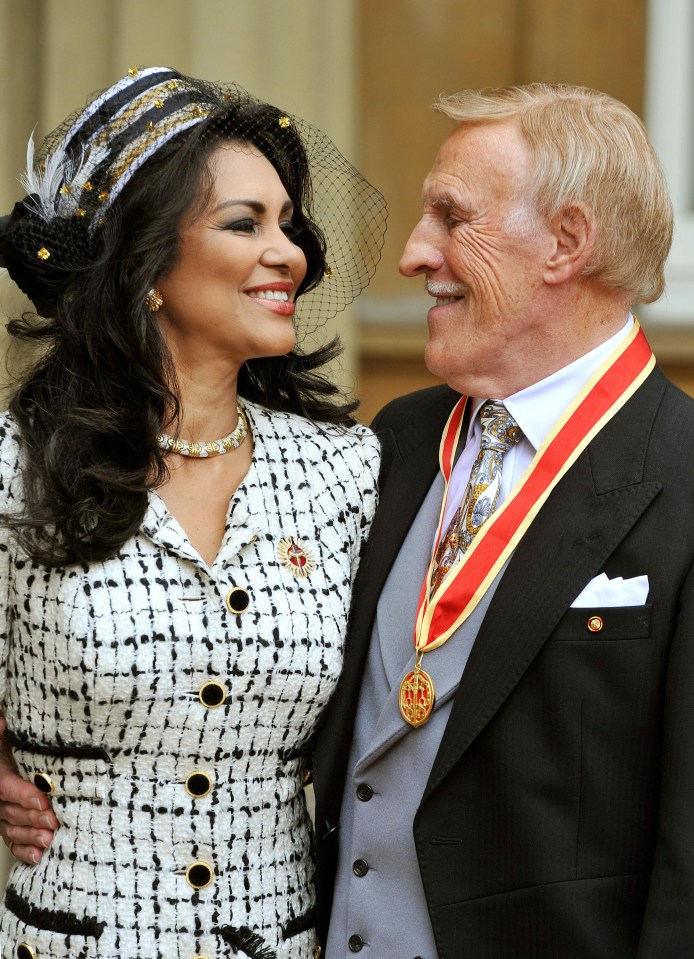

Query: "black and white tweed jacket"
left=0, top=400, right=380, bottom=959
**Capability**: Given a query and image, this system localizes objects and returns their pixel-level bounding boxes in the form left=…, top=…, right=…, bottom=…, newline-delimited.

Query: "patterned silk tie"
left=430, top=400, right=523, bottom=595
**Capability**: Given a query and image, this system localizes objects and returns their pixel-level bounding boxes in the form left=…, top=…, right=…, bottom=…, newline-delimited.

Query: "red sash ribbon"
left=414, top=321, right=655, bottom=654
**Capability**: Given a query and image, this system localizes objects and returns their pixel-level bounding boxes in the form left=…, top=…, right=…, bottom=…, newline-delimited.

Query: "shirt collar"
left=467, top=315, right=634, bottom=453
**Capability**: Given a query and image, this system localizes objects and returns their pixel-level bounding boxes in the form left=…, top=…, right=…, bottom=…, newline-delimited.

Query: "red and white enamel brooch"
left=276, top=537, right=317, bottom=578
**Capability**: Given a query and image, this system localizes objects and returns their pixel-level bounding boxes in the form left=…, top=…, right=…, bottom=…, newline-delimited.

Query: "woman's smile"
left=244, top=280, right=296, bottom=316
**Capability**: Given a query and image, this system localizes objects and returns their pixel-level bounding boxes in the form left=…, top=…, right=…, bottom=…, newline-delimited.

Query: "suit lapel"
left=344, top=386, right=461, bottom=664
left=313, top=387, right=459, bottom=820
left=424, top=370, right=666, bottom=799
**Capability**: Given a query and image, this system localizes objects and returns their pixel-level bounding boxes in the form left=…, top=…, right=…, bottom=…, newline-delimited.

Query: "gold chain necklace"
left=157, top=404, right=249, bottom=458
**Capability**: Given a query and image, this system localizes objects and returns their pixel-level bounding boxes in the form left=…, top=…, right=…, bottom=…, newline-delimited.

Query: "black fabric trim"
left=5, top=887, right=105, bottom=939
left=217, top=925, right=277, bottom=959
left=5, top=728, right=110, bottom=762
left=278, top=740, right=313, bottom=763
left=282, top=906, right=316, bottom=940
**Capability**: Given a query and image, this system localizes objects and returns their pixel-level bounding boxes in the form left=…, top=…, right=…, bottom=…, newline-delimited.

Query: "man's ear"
left=542, top=203, right=594, bottom=285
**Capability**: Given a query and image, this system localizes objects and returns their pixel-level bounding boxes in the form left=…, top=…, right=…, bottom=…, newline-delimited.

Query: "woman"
left=0, top=67, right=385, bottom=959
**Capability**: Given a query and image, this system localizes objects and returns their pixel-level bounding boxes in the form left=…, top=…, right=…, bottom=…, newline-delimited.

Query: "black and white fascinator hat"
left=0, top=66, right=387, bottom=319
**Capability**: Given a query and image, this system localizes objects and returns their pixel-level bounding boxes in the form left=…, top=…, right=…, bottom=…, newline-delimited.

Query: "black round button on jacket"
left=186, top=861, right=213, bottom=889
left=33, top=771, right=55, bottom=794
left=225, top=587, right=250, bottom=615
left=17, top=944, right=37, bottom=959
left=185, top=771, right=212, bottom=798
left=199, top=681, right=227, bottom=708
left=352, top=858, right=369, bottom=877
left=356, top=783, right=373, bottom=802
left=348, top=934, right=364, bottom=953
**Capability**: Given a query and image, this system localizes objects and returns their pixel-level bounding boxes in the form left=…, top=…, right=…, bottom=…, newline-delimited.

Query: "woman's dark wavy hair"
left=5, top=101, right=357, bottom=567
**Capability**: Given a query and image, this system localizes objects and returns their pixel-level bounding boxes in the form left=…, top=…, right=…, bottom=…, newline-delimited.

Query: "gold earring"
left=145, top=288, right=163, bottom=312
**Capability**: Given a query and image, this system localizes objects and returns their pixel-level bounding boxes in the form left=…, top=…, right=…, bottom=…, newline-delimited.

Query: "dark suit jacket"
left=313, top=369, right=694, bottom=958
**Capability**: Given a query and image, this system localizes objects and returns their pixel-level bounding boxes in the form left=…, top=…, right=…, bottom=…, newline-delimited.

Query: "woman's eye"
left=225, top=218, right=257, bottom=234
left=281, top=221, right=301, bottom=239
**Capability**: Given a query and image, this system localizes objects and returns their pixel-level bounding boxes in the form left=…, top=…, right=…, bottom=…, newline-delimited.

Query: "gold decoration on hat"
left=37, top=247, right=50, bottom=260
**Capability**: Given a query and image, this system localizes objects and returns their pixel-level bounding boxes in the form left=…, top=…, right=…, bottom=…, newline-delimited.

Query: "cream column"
left=1, top=0, right=359, bottom=890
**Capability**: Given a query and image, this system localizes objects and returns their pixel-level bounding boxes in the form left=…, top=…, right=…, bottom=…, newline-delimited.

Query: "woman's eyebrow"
left=212, top=198, right=295, bottom=215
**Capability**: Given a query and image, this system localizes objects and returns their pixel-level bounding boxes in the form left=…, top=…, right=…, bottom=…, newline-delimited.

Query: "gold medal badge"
left=399, top=659, right=436, bottom=727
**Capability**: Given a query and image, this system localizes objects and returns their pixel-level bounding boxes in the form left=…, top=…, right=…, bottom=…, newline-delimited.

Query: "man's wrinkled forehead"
left=421, top=120, right=534, bottom=206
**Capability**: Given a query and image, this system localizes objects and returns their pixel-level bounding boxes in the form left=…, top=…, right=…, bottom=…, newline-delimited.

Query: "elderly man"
left=313, top=84, right=694, bottom=958
left=2, top=84, right=694, bottom=959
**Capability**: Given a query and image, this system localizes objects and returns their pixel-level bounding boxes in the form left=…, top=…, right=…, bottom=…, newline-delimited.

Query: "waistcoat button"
left=352, top=858, right=369, bottom=877
left=356, top=783, right=373, bottom=802
left=348, top=934, right=364, bottom=952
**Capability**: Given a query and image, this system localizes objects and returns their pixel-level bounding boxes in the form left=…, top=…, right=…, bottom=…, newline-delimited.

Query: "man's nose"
left=399, top=220, right=444, bottom=277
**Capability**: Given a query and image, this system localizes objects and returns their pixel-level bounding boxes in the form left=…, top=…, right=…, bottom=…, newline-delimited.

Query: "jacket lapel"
left=424, top=369, right=665, bottom=799
left=313, top=387, right=459, bottom=820
left=342, top=386, right=461, bottom=672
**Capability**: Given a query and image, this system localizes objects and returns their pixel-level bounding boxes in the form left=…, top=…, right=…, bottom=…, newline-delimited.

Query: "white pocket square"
left=570, top=573, right=649, bottom=608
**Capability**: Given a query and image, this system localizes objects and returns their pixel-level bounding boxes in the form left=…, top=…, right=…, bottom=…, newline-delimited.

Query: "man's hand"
left=0, top=717, right=59, bottom=864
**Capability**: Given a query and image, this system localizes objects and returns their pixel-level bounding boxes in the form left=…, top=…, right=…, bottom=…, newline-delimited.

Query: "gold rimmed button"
left=185, top=771, right=212, bottom=798
left=17, top=945, right=37, bottom=959
left=587, top=615, right=604, bottom=633
left=199, top=681, right=227, bottom=708
left=186, top=860, right=214, bottom=889
left=33, top=772, right=55, bottom=795
left=225, top=587, right=250, bottom=615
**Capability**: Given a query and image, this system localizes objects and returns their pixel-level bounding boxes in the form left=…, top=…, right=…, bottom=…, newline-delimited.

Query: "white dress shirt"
left=440, top=316, right=634, bottom=533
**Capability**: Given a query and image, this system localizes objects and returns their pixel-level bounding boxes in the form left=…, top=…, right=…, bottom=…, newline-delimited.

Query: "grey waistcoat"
left=326, top=474, right=504, bottom=959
